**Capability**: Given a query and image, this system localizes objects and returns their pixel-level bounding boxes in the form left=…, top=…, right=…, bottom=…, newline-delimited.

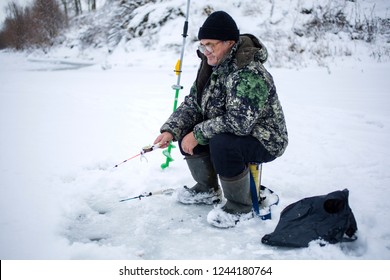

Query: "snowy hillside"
left=35, top=0, right=390, bottom=68
left=1, top=0, right=390, bottom=263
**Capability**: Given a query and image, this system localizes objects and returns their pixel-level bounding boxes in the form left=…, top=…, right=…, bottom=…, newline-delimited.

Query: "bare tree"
left=74, top=0, right=82, bottom=15
left=0, top=0, right=65, bottom=49
left=88, top=0, right=96, bottom=11
left=1, top=2, right=30, bottom=49
left=31, top=0, right=65, bottom=46
left=60, top=0, right=69, bottom=26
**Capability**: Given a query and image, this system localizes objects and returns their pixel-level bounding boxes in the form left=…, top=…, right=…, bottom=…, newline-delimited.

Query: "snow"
left=1, top=0, right=390, bottom=262
left=1, top=49, right=389, bottom=260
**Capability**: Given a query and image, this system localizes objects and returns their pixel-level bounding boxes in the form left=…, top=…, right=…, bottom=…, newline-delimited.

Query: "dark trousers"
left=179, top=133, right=275, bottom=178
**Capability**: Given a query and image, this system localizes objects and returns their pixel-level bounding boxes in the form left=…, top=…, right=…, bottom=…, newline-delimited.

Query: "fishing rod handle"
left=142, top=143, right=161, bottom=153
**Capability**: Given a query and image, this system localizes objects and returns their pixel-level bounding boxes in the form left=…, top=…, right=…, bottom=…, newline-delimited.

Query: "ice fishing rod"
left=113, top=143, right=161, bottom=168
left=119, top=188, right=175, bottom=202
left=161, top=0, right=191, bottom=170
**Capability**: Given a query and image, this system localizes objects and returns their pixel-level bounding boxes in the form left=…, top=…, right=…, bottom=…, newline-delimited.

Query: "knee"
left=209, top=134, right=232, bottom=155
left=209, top=134, right=245, bottom=177
left=210, top=134, right=221, bottom=153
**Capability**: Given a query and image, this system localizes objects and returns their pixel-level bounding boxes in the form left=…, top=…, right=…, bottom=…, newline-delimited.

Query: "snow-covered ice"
left=1, top=49, right=389, bottom=260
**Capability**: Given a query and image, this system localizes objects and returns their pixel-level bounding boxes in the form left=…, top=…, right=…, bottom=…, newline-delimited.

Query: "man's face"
left=199, top=39, right=234, bottom=66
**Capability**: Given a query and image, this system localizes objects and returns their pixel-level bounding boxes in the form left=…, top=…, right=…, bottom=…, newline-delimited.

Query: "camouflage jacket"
left=160, top=34, right=288, bottom=157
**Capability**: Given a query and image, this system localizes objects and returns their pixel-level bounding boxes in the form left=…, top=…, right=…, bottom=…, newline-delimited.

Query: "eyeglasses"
left=198, top=41, right=223, bottom=54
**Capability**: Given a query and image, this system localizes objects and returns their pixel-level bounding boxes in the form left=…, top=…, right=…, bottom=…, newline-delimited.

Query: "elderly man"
left=154, top=11, right=288, bottom=228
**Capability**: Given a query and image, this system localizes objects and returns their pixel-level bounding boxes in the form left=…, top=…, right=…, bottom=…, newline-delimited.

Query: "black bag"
left=261, top=189, right=358, bottom=248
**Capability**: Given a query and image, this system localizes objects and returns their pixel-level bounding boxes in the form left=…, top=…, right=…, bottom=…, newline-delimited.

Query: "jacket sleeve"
left=160, top=83, right=203, bottom=141
left=193, top=69, right=268, bottom=144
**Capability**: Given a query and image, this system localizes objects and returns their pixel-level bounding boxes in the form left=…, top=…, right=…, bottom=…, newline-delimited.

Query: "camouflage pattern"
left=160, top=34, right=288, bottom=157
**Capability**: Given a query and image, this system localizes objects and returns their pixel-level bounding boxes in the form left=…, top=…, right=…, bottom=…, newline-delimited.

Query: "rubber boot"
left=220, top=167, right=253, bottom=214
left=207, top=168, right=254, bottom=228
left=176, top=154, right=221, bottom=205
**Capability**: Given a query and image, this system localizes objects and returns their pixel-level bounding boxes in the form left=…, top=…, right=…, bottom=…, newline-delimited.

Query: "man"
left=154, top=11, right=288, bottom=228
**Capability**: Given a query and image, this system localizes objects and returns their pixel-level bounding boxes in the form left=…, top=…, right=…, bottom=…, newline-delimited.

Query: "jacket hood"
left=235, top=34, right=268, bottom=69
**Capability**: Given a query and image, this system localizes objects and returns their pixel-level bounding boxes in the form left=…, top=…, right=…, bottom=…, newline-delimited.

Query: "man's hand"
left=154, top=132, right=174, bottom=149
left=181, top=132, right=198, bottom=155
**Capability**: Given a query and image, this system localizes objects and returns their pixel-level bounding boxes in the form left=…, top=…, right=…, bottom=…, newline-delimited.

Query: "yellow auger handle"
left=174, top=59, right=181, bottom=75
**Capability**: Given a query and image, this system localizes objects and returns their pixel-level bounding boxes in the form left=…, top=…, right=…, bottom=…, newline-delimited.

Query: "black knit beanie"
left=198, top=11, right=239, bottom=42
